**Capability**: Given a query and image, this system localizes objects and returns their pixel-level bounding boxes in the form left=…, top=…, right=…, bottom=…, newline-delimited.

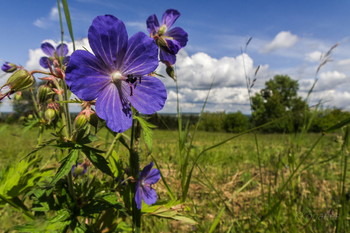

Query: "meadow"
left=0, top=123, right=348, bottom=232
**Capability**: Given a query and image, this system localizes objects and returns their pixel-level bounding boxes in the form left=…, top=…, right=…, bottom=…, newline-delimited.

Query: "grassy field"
left=0, top=123, right=349, bottom=232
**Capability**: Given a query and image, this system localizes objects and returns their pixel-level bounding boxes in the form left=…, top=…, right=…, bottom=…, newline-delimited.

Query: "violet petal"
left=146, top=14, right=160, bottom=34
left=144, top=168, right=161, bottom=185
left=95, top=84, right=133, bottom=133
left=161, top=9, right=180, bottom=28
left=160, top=50, right=176, bottom=65
left=166, top=27, right=188, bottom=49
left=121, top=32, right=158, bottom=75
left=141, top=185, right=158, bottom=206
left=88, top=15, right=128, bottom=70
left=56, top=43, right=69, bottom=57
left=39, top=57, right=52, bottom=69
left=128, top=76, right=167, bottom=114
left=65, top=50, right=110, bottom=101
left=41, top=42, right=55, bottom=57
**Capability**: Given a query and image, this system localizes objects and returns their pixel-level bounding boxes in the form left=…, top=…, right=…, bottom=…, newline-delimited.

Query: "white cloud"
left=33, top=6, right=59, bottom=29
left=26, top=38, right=91, bottom=70
left=33, top=18, right=47, bottom=29
left=22, top=38, right=349, bottom=113
left=49, top=7, right=59, bottom=21
left=305, top=51, right=322, bottom=62
left=317, top=71, right=347, bottom=91
left=262, top=31, right=299, bottom=53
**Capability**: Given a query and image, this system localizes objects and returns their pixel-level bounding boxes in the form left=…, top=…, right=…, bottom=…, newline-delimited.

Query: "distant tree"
left=251, top=75, right=309, bottom=133
left=198, top=112, right=226, bottom=132
left=224, top=111, right=250, bottom=133
left=310, top=108, right=350, bottom=132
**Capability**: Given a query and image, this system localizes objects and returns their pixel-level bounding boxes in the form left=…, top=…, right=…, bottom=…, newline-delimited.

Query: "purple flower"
left=65, top=15, right=167, bottom=133
left=71, top=162, right=88, bottom=177
left=135, top=162, right=160, bottom=209
left=146, top=9, right=188, bottom=65
left=39, top=42, right=70, bottom=69
left=1, top=62, right=17, bottom=73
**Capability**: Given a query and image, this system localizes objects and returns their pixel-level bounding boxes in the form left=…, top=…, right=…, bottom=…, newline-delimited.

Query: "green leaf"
left=61, top=0, right=75, bottom=50
left=82, top=146, right=113, bottom=177
left=325, top=116, right=350, bottom=132
left=208, top=206, right=225, bottom=233
left=50, top=150, right=79, bottom=185
left=134, top=115, right=157, bottom=152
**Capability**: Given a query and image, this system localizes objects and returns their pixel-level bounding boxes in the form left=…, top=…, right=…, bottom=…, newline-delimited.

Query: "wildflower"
left=146, top=9, right=188, bottom=65
left=71, top=161, right=89, bottom=177
left=66, top=15, right=167, bottom=133
left=1, top=62, right=17, bottom=73
left=135, top=162, right=160, bottom=209
left=39, top=42, right=70, bottom=69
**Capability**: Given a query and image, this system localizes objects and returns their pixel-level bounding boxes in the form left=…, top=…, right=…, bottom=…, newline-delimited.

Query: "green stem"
left=129, top=119, right=141, bottom=232
left=105, top=133, right=121, bottom=159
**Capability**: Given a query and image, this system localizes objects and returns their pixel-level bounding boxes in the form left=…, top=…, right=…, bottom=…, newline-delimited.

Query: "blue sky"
left=1, top=0, right=350, bottom=113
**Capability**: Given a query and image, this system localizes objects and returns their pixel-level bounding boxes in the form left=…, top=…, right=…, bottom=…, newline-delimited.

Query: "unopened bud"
left=74, top=113, right=89, bottom=129
left=1, top=62, right=17, bottom=73
left=4, top=69, right=35, bottom=92
left=14, top=92, right=22, bottom=101
left=166, top=65, right=176, bottom=81
left=37, top=85, right=52, bottom=104
left=45, top=108, right=56, bottom=123
left=89, top=111, right=99, bottom=128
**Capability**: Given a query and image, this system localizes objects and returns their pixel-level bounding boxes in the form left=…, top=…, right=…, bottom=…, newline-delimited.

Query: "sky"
left=1, top=0, right=350, bottom=113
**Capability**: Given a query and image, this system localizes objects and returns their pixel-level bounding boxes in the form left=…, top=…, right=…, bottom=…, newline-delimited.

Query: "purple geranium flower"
left=146, top=9, right=188, bottom=65
left=65, top=15, right=167, bottom=133
left=135, top=162, right=160, bottom=209
left=39, top=42, right=70, bottom=69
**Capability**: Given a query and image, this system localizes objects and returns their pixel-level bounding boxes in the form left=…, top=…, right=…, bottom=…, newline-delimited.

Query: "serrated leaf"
left=134, top=115, right=156, bottom=152
left=82, top=146, right=113, bottom=177
left=51, top=150, right=79, bottom=185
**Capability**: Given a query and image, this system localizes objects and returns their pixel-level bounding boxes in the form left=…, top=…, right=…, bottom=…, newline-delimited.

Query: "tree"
left=251, top=75, right=308, bottom=133
left=224, top=111, right=250, bottom=133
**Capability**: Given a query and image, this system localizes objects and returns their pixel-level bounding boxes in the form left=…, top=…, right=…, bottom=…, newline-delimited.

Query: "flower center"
left=158, top=24, right=167, bottom=36
left=111, top=71, right=124, bottom=85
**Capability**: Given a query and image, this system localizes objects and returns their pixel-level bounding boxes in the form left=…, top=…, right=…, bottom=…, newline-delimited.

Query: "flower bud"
left=37, top=85, right=52, bottom=104
left=1, top=62, right=17, bottom=73
left=74, top=113, right=89, bottom=129
left=44, top=108, right=56, bottom=123
left=166, top=65, right=176, bottom=81
left=14, top=92, right=22, bottom=101
left=4, top=69, right=35, bottom=92
left=89, top=111, right=99, bottom=128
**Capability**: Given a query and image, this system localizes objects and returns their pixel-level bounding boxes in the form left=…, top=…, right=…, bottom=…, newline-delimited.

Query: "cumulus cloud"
left=33, top=6, right=59, bottom=29
left=316, top=71, right=347, bottom=91
left=26, top=38, right=91, bottom=70
left=262, top=31, right=299, bottom=53
left=305, top=51, right=322, bottom=62
left=23, top=37, right=349, bottom=113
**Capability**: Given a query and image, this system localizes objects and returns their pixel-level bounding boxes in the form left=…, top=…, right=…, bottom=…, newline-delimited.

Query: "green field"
left=0, top=123, right=348, bottom=232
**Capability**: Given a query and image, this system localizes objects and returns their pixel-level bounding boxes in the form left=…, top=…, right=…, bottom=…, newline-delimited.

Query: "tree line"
left=2, top=75, right=350, bottom=133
